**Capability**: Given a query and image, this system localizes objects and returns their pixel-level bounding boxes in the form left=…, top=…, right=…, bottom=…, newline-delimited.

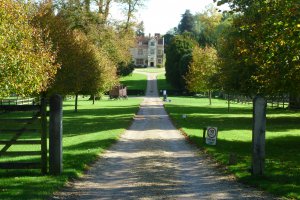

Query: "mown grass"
left=134, top=67, right=165, bottom=74
left=0, top=96, right=142, bottom=200
left=164, top=96, right=300, bottom=199
left=157, top=73, right=174, bottom=91
left=119, top=72, right=147, bottom=91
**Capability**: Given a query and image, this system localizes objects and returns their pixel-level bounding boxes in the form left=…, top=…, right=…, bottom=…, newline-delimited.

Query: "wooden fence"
left=0, top=96, right=49, bottom=174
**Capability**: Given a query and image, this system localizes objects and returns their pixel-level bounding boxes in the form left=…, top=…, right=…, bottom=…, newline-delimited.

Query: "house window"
left=138, top=49, right=143, bottom=55
left=158, top=59, right=162, bottom=64
left=136, top=59, right=144, bottom=65
left=150, top=41, right=155, bottom=46
left=157, top=50, right=162, bottom=55
left=150, top=49, right=155, bottom=54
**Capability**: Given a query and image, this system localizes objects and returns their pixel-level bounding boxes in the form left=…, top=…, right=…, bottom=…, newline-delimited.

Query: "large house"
left=130, top=33, right=164, bottom=67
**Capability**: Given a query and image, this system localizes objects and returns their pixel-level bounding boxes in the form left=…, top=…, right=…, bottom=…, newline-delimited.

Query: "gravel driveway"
left=52, top=73, right=275, bottom=200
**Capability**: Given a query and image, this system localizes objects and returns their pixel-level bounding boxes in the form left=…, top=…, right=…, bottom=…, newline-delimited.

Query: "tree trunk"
left=125, top=4, right=132, bottom=30
left=84, top=0, right=90, bottom=12
left=208, top=90, right=212, bottom=105
left=75, top=94, right=78, bottom=112
left=289, top=93, right=300, bottom=109
left=227, top=93, right=230, bottom=112
left=103, top=0, right=111, bottom=23
left=93, top=94, right=95, bottom=105
left=98, top=0, right=103, bottom=13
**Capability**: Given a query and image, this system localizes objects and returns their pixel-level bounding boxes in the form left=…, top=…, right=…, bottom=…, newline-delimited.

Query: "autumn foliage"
left=0, top=0, right=60, bottom=97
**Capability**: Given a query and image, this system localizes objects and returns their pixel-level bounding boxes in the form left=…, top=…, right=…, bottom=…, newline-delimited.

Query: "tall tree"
left=33, top=3, right=117, bottom=111
left=215, top=0, right=300, bottom=108
left=95, top=0, right=112, bottom=23
left=165, top=34, right=197, bottom=90
left=185, top=45, right=218, bottom=104
left=117, top=0, right=145, bottom=30
left=0, top=0, right=60, bottom=97
left=194, top=5, right=222, bottom=47
left=178, top=10, right=195, bottom=34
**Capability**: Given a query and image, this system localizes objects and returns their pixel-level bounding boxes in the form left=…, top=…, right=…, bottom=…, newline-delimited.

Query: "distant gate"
left=0, top=97, right=47, bottom=174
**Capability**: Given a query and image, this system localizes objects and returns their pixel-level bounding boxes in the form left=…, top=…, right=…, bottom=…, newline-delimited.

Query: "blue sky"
left=111, top=0, right=228, bottom=35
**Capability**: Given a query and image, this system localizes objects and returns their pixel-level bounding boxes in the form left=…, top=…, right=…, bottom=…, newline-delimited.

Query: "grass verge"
left=157, top=73, right=174, bottom=91
left=164, top=96, right=300, bottom=199
left=120, top=73, right=147, bottom=91
left=0, top=96, right=142, bottom=200
left=134, top=68, right=165, bottom=74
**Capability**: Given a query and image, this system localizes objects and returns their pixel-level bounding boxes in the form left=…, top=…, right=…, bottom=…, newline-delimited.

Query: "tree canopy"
left=0, top=0, right=60, bottom=97
left=215, top=0, right=300, bottom=101
left=178, top=10, right=195, bottom=34
left=165, top=34, right=197, bottom=90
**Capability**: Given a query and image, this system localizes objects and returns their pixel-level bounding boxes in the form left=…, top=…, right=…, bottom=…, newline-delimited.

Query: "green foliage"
left=57, top=0, right=136, bottom=75
left=115, top=0, right=146, bottom=29
left=0, top=0, right=60, bottom=97
left=178, top=53, right=193, bottom=89
left=117, top=61, right=135, bottom=76
left=164, top=96, right=300, bottom=199
left=215, top=0, right=300, bottom=106
left=185, top=46, right=218, bottom=93
left=33, top=4, right=117, bottom=96
left=163, top=33, right=175, bottom=52
left=178, top=10, right=195, bottom=34
left=165, top=34, right=197, bottom=90
left=87, top=25, right=134, bottom=71
left=194, top=5, right=222, bottom=47
left=216, top=19, right=258, bottom=95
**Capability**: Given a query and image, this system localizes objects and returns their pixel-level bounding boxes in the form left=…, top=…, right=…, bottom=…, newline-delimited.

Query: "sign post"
left=205, top=127, right=218, bottom=145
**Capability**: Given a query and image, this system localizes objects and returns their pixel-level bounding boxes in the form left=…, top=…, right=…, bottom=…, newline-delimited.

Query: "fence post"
left=40, top=94, right=47, bottom=174
left=202, top=127, right=206, bottom=144
left=49, top=94, right=63, bottom=175
left=252, top=96, right=266, bottom=176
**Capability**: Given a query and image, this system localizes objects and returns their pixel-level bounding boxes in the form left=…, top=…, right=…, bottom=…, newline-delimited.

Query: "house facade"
left=130, top=33, right=164, bottom=67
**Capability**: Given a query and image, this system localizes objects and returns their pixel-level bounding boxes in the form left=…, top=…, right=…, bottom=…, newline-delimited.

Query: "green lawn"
left=164, top=96, right=300, bottom=199
left=120, top=72, right=147, bottom=91
left=134, top=67, right=165, bottom=74
left=0, top=96, right=142, bottom=200
left=157, top=73, right=174, bottom=91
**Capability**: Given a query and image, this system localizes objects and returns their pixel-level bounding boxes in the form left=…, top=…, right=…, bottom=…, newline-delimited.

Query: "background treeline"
left=164, top=1, right=300, bottom=108
left=0, top=0, right=145, bottom=101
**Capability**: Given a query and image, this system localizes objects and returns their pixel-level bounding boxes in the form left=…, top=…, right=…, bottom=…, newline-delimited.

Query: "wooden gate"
left=0, top=97, right=47, bottom=174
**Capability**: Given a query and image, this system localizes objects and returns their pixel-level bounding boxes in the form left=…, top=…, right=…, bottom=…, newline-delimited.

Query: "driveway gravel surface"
left=52, top=72, right=275, bottom=200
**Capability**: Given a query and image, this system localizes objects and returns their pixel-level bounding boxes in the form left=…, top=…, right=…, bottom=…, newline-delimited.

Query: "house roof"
left=136, top=34, right=164, bottom=45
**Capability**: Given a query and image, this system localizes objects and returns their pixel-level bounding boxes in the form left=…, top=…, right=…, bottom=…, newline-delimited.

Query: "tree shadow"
left=166, top=104, right=300, bottom=132
left=186, top=133, right=300, bottom=198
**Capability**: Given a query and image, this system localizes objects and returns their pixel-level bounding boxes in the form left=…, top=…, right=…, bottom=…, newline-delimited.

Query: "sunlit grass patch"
left=164, top=96, right=300, bottom=199
left=0, top=96, right=142, bottom=200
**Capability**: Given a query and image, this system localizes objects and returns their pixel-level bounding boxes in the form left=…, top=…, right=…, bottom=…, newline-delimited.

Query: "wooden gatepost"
left=0, top=96, right=48, bottom=174
left=0, top=94, right=63, bottom=175
left=252, top=96, right=267, bottom=176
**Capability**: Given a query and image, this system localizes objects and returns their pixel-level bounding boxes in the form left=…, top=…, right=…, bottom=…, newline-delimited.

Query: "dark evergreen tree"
left=165, top=34, right=197, bottom=90
left=178, top=10, right=195, bottom=34
left=163, top=33, right=174, bottom=52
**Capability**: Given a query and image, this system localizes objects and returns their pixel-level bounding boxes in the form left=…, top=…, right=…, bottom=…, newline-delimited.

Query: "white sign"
left=206, top=127, right=218, bottom=145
